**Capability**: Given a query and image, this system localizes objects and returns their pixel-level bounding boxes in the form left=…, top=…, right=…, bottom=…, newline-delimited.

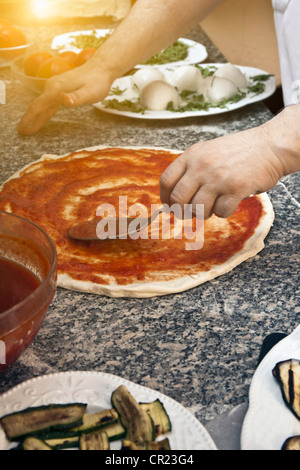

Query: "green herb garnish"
left=109, top=87, right=125, bottom=96
left=69, top=33, right=189, bottom=66
left=250, top=74, right=273, bottom=82
left=142, top=41, right=189, bottom=65
left=196, top=65, right=218, bottom=78
left=247, top=82, right=266, bottom=95
left=167, top=90, right=246, bottom=113
left=70, top=30, right=111, bottom=49
left=102, top=98, right=146, bottom=114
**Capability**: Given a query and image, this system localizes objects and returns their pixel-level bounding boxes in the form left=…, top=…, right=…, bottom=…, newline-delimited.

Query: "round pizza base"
left=0, top=146, right=274, bottom=298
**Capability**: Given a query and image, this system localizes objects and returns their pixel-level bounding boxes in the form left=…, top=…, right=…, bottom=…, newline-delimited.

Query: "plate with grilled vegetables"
left=0, top=372, right=217, bottom=450
left=241, top=325, right=300, bottom=450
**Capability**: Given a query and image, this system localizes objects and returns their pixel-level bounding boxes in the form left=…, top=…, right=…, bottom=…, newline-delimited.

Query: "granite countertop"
left=0, top=21, right=299, bottom=450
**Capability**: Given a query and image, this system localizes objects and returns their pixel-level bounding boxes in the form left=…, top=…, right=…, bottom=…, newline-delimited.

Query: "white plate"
left=94, top=64, right=276, bottom=120
left=241, top=325, right=300, bottom=450
left=51, top=29, right=113, bottom=53
left=51, top=30, right=207, bottom=67
left=0, top=371, right=217, bottom=450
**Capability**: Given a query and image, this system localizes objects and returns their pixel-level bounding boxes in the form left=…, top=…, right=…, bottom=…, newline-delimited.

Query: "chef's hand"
left=160, top=125, right=284, bottom=219
left=17, top=61, right=113, bottom=135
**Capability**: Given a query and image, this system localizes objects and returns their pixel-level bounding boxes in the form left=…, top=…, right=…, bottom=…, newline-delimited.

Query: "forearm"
left=92, top=0, right=224, bottom=79
left=262, top=104, right=300, bottom=177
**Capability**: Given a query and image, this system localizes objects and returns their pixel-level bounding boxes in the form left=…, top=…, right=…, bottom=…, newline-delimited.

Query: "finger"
left=17, top=91, right=62, bottom=135
left=168, top=168, right=205, bottom=207
left=190, top=184, right=219, bottom=219
left=212, top=193, right=242, bottom=218
left=61, top=84, right=102, bottom=107
left=159, top=154, right=187, bottom=205
left=17, top=103, right=60, bottom=135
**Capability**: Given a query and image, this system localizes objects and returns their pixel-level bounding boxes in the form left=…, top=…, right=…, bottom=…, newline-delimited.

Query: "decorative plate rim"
left=0, top=371, right=217, bottom=451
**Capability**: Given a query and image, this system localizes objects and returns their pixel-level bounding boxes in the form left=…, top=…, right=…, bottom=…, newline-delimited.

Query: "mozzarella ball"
left=132, top=68, right=165, bottom=92
left=197, top=76, right=213, bottom=99
left=214, top=63, right=248, bottom=90
left=141, top=80, right=181, bottom=111
left=206, top=77, right=239, bottom=103
left=168, top=65, right=204, bottom=92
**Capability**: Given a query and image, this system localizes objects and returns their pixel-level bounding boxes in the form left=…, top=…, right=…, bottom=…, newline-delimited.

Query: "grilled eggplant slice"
left=140, top=399, right=172, bottom=437
left=272, top=359, right=300, bottom=420
left=0, top=403, right=87, bottom=441
left=22, top=437, right=53, bottom=451
left=111, top=385, right=155, bottom=449
left=282, top=435, right=300, bottom=450
left=79, top=430, right=109, bottom=450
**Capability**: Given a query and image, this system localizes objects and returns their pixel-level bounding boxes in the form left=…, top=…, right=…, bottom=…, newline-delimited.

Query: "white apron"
left=272, top=0, right=300, bottom=105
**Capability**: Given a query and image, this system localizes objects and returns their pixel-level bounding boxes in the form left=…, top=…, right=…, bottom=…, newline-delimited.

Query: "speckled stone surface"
left=0, top=21, right=299, bottom=449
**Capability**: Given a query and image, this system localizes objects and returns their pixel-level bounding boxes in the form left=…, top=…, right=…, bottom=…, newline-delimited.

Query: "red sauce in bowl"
left=0, top=257, right=40, bottom=314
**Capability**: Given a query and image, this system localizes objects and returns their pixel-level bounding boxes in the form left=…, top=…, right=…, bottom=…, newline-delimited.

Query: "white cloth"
left=272, top=0, right=300, bottom=105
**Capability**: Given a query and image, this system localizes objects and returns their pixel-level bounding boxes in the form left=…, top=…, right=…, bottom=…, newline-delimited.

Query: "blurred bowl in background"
left=0, top=211, right=57, bottom=372
left=11, top=55, right=46, bottom=93
left=0, top=43, right=33, bottom=68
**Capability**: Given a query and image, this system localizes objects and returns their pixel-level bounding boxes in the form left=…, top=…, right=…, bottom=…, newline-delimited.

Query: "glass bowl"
left=11, top=55, right=46, bottom=93
left=0, top=43, right=33, bottom=68
left=0, top=211, right=57, bottom=372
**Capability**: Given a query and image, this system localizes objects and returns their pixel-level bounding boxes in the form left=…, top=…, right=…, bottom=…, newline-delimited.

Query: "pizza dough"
left=0, top=146, right=274, bottom=298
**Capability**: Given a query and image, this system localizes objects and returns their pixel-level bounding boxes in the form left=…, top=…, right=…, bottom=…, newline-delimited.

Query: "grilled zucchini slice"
left=79, top=430, right=109, bottom=450
left=147, top=437, right=171, bottom=450
left=111, top=385, right=155, bottom=449
left=72, top=408, right=119, bottom=434
left=282, top=435, right=300, bottom=450
left=45, top=436, right=79, bottom=450
left=0, top=403, right=87, bottom=441
left=272, top=359, right=300, bottom=420
left=140, top=399, right=172, bottom=437
left=121, top=440, right=139, bottom=450
left=105, top=420, right=126, bottom=441
left=22, top=437, right=53, bottom=451
left=37, top=417, right=125, bottom=446
left=122, top=437, right=171, bottom=450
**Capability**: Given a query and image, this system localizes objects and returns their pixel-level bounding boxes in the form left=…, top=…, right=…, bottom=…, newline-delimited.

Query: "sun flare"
left=31, top=0, right=53, bottom=18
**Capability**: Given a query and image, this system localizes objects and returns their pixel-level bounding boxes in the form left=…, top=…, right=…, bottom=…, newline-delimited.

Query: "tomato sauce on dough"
left=0, top=148, right=264, bottom=286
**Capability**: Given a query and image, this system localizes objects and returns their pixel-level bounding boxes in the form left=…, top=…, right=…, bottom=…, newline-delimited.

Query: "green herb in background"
left=69, top=32, right=190, bottom=66
left=70, top=30, right=111, bottom=49
left=142, top=41, right=189, bottom=65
